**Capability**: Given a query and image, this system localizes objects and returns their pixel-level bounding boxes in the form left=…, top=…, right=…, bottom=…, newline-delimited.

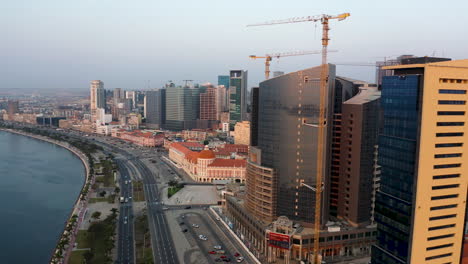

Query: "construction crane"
left=248, top=13, right=350, bottom=264
left=249, top=50, right=338, bottom=80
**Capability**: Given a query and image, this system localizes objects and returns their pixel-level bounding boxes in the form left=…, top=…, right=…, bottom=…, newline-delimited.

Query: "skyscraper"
left=247, top=65, right=335, bottom=224
left=144, top=89, right=166, bottom=129
left=372, top=58, right=468, bottom=264
left=199, top=84, right=217, bottom=121
left=229, top=70, right=247, bottom=124
left=218, top=75, right=230, bottom=88
left=7, top=100, right=19, bottom=116
left=337, top=85, right=381, bottom=227
left=165, top=86, right=199, bottom=130
left=90, top=80, right=105, bottom=119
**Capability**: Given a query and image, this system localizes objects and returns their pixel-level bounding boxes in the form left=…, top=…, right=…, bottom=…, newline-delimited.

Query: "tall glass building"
left=372, top=58, right=468, bottom=264
left=229, top=70, right=247, bottom=125
left=247, top=65, right=335, bottom=224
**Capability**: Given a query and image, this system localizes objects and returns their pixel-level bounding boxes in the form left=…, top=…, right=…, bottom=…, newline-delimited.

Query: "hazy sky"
left=2, top=0, right=467, bottom=90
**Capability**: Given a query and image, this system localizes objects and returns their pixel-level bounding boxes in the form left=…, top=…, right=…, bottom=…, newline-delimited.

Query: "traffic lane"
left=181, top=212, right=235, bottom=263
left=178, top=214, right=214, bottom=264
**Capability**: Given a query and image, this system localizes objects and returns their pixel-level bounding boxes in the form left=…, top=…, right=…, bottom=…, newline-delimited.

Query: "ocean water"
left=0, top=131, right=84, bottom=264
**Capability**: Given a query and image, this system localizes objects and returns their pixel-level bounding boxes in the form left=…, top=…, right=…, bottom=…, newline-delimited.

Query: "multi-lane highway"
left=115, top=159, right=135, bottom=264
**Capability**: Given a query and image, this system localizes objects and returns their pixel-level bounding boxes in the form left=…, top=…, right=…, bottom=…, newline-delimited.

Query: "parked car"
left=209, top=251, right=216, bottom=254
left=236, top=257, right=244, bottom=262
left=214, top=245, right=222, bottom=250
left=192, top=224, right=199, bottom=228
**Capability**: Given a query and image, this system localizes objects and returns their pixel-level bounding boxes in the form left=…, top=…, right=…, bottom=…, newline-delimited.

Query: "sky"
left=2, top=0, right=467, bottom=90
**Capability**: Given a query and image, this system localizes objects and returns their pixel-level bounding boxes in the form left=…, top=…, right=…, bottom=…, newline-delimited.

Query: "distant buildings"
left=90, top=80, right=105, bottom=120
left=229, top=70, right=248, bottom=124
left=112, top=129, right=164, bottom=147
left=232, top=121, right=250, bottom=145
left=165, top=86, right=200, bottom=131
left=144, top=89, right=166, bottom=129
left=7, top=100, right=19, bottom=116
left=218, top=75, right=230, bottom=89
left=199, top=84, right=218, bottom=121
left=372, top=58, right=468, bottom=264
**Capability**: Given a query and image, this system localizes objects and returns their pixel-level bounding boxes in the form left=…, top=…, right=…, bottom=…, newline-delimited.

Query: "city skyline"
left=3, top=0, right=468, bottom=89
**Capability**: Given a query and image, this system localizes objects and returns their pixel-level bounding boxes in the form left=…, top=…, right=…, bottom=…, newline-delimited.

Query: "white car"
left=192, top=224, right=199, bottom=228
left=124, top=220, right=127, bottom=224
left=213, top=245, right=222, bottom=250
left=236, top=257, right=244, bottom=262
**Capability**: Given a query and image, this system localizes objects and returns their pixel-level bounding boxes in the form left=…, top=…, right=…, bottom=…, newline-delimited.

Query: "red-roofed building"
left=168, top=144, right=246, bottom=183
left=111, top=129, right=164, bottom=147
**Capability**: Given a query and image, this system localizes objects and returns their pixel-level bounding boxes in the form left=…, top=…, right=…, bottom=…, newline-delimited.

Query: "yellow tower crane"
left=249, top=50, right=338, bottom=80
left=248, top=13, right=350, bottom=264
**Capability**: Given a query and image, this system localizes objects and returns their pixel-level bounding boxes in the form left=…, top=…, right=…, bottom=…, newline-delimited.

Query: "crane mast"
left=248, top=13, right=350, bottom=264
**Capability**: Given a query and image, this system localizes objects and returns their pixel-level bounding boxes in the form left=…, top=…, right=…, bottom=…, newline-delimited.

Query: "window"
left=428, top=224, right=456, bottom=231
left=431, top=204, right=458, bottom=211
left=429, top=214, right=457, bottom=220
left=433, top=174, right=460, bottom=180
left=436, top=143, right=463, bottom=148
left=438, top=100, right=466, bottom=105
left=425, top=253, right=452, bottom=261
left=439, top=89, right=467, bottom=94
left=432, top=184, right=459, bottom=190
left=438, top=111, right=465, bottom=116
left=428, top=233, right=455, bottom=241
left=431, top=195, right=459, bottom=201
left=434, top=164, right=461, bottom=169
left=437, top=122, right=465, bottom=126
left=435, top=153, right=462, bottom=158
left=436, top=132, right=464, bottom=137
left=426, top=243, right=453, bottom=251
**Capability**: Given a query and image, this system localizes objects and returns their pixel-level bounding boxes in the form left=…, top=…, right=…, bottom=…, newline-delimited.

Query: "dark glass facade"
left=255, top=66, right=335, bottom=223
left=372, top=75, right=421, bottom=264
left=229, top=70, right=247, bottom=124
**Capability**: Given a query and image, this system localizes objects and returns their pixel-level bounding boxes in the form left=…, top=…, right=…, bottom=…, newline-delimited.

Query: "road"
left=115, top=159, right=135, bottom=264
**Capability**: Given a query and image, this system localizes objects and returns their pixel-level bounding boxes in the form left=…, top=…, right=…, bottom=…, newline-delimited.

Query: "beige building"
left=373, top=58, right=468, bottom=264
left=232, top=121, right=250, bottom=145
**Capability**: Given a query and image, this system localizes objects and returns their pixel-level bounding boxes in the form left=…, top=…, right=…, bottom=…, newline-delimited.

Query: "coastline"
left=0, top=128, right=91, bottom=264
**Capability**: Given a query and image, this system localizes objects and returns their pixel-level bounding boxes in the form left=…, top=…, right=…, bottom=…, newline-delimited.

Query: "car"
left=162, top=207, right=169, bottom=210
left=220, top=256, right=227, bottom=259
left=215, top=258, right=223, bottom=262
left=181, top=215, right=185, bottom=219
left=236, top=257, right=244, bottom=262
left=124, top=221, right=127, bottom=224
left=223, top=258, right=231, bottom=262
left=216, top=250, right=225, bottom=254
left=182, top=229, right=188, bottom=233
left=192, top=224, right=199, bottom=228
left=185, top=206, right=192, bottom=209
left=179, top=222, right=184, bottom=225
left=234, top=253, right=240, bottom=257
left=214, top=245, right=222, bottom=250
left=208, top=251, right=216, bottom=254
left=124, top=216, right=128, bottom=220
left=216, top=217, right=220, bottom=221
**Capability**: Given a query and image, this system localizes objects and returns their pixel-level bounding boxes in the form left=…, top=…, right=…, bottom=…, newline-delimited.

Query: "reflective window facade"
left=372, top=75, right=421, bottom=264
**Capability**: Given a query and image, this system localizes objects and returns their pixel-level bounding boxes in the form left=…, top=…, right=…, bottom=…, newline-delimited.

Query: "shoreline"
left=0, top=128, right=91, bottom=264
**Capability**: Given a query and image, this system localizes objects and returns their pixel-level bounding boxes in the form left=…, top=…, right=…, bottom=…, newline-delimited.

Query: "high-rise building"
left=90, top=80, right=105, bottom=119
left=337, top=85, right=381, bottom=227
left=232, top=121, right=250, bottom=145
left=165, top=86, right=200, bottom=131
left=113, top=88, right=125, bottom=102
left=218, top=75, right=230, bottom=88
left=328, top=77, right=363, bottom=217
left=216, top=85, right=228, bottom=114
left=375, top=55, right=421, bottom=87
left=200, top=84, right=218, bottom=121
left=247, top=65, right=335, bottom=224
left=7, top=100, right=19, bottom=115
left=144, top=89, right=166, bottom=128
left=229, top=70, right=248, bottom=124
left=372, top=58, right=468, bottom=264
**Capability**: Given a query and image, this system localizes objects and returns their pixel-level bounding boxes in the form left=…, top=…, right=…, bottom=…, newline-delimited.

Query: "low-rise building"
left=112, top=129, right=164, bottom=147
left=168, top=142, right=246, bottom=183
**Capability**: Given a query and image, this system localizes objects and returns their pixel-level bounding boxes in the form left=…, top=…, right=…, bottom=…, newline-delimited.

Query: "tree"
left=99, top=190, right=107, bottom=197
left=168, top=180, right=178, bottom=187
left=83, top=250, right=94, bottom=263
left=114, top=187, right=120, bottom=194
left=203, top=140, right=209, bottom=145
left=110, top=208, right=118, bottom=216
left=91, top=211, right=101, bottom=220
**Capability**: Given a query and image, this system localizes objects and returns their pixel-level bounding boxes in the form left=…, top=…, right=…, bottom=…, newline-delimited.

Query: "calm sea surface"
left=0, top=131, right=84, bottom=264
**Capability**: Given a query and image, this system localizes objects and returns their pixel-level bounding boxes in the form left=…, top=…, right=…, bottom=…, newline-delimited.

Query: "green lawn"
left=133, top=181, right=145, bottom=202
left=83, top=212, right=118, bottom=264
left=167, top=186, right=182, bottom=198
left=89, top=197, right=107, bottom=203
left=135, top=215, right=154, bottom=264
left=76, top=230, right=91, bottom=248
left=69, top=250, right=85, bottom=264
